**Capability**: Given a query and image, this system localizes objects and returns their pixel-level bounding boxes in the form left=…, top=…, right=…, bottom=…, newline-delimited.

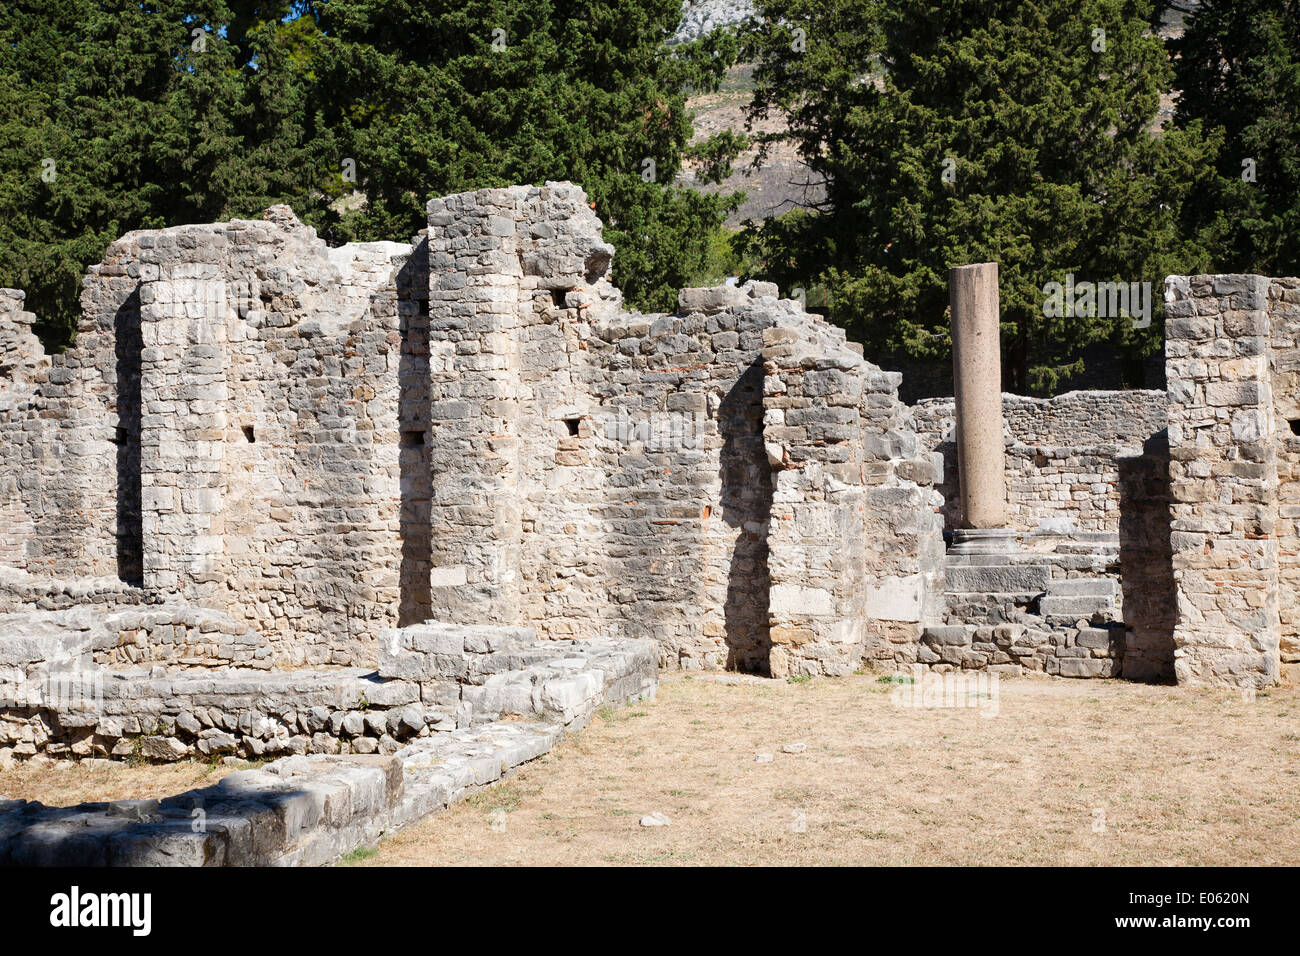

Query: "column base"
left=949, top=528, right=1018, bottom=555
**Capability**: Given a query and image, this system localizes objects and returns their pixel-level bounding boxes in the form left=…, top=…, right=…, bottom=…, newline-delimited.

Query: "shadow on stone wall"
left=719, top=361, right=773, bottom=673
left=1118, top=429, right=1176, bottom=683
left=398, top=244, right=432, bottom=626
left=114, top=288, right=143, bottom=586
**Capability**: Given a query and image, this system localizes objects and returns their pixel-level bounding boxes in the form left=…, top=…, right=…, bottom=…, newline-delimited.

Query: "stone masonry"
left=0, top=185, right=1295, bottom=784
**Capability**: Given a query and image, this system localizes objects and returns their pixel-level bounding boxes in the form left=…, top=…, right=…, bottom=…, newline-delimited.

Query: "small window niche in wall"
left=564, top=417, right=581, bottom=437
left=242, top=425, right=256, bottom=444
left=401, top=429, right=426, bottom=449
left=1290, top=418, right=1300, bottom=437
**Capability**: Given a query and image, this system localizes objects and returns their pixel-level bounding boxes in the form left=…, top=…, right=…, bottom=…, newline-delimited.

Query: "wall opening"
left=114, top=288, right=143, bottom=587
left=563, top=417, right=580, bottom=437
left=397, top=244, right=433, bottom=626
left=719, top=360, right=773, bottom=674
left=1117, top=430, right=1177, bottom=683
left=242, top=425, right=255, bottom=443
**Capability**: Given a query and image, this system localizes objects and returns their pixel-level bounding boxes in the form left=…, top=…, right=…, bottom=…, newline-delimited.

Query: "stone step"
left=1046, top=578, right=1118, bottom=599
left=1038, top=594, right=1117, bottom=619
left=1077, top=625, right=1124, bottom=650
left=921, top=624, right=976, bottom=646
left=944, top=564, right=1050, bottom=594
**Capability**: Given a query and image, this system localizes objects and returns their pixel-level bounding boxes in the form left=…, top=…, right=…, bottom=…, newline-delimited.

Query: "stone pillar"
left=138, top=267, right=229, bottom=605
left=425, top=187, right=527, bottom=625
left=1164, top=274, right=1280, bottom=687
left=949, top=263, right=1006, bottom=532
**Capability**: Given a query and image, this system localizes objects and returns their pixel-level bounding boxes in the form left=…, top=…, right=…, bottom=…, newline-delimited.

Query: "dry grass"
left=3, top=674, right=1296, bottom=866
left=358, top=673, right=1300, bottom=866
left=0, top=758, right=242, bottom=806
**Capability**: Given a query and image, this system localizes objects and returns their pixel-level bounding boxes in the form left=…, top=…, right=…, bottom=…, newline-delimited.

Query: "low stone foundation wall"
left=921, top=532, right=1129, bottom=679
left=0, top=620, right=656, bottom=763
left=0, top=568, right=150, bottom=614
left=0, top=603, right=263, bottom=675
left=0, top=636, right=657, bottom=866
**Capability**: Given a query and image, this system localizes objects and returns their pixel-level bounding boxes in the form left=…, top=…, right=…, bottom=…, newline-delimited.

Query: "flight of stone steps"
left=919, top=537, right=1125, bottom=677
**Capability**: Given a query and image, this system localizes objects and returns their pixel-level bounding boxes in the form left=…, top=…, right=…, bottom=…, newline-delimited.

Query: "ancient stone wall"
left=913, top=390, right=1168, bottom=534
left=763, top=310, right=945, bottom=677
left=2, top=213, right=423, bottom=666
left=577, top=285, right=777, bottom=671
left=1165, top=275, right=1279, bottom=687
left=413, top=184, right=945, bottom=673
left=1266, top=277, right=1300, bottom=683
left=1, top=184, right=946, bottom=677
left=0, top=282, right=122, bottom=579
left=0, top=292, right=47, bottom=570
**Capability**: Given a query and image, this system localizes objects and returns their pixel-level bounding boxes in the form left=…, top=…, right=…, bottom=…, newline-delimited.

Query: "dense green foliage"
left=739, top=0, right=1232, bottom=392
left=1167, top=0, right=1300, bottom=277
left=0, top=1, right=738, bottom=347
left=0, top=2, right=325, bottom=345
left=3, top=0, right=1298, bottom=395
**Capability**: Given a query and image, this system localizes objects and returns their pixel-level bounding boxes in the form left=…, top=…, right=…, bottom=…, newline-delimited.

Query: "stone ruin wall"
left=0, top=291, right=45, bottom=571
left=0, top=182, right=945, bottom=679
left=4, top=177, right=1297, bottom=691
left=764, top=312, right=945, bottom=676
left=0, top=285, right=121, bottom=581
left=912, top=390, right=1169, bottom=536
left=1163, top=274, right=1300, bottom=686
left=417, top=184, right=943, bottom=675
left=911, top=389, right=1177, bottom=681
left=2, top=211, right=426, bottom=667
left=1269, top=277, right=1300, bottom=683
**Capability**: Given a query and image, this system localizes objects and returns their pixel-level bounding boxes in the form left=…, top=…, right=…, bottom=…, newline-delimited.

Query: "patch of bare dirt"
left=1, top=759, right=243, bottom=806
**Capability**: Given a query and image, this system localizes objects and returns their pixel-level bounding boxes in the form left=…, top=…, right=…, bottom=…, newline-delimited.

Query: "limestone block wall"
left=0, top=566, right=147, bottom=614
left=1, top=211, right=423, bottom=666
left=139, top=261, right=230, bottom=601
left=578, top=285, right=777, bottom=671
left=419, top=184, right=943, bottom=673
left=419, top=185, right=771, bottom=670
left=1265, top=277, right=1300, bottom=682
left=3, top=183, right=945, bottom=678
left=913, top=390, right=1168, bottom=534
left=0, top=292, right=46, bottom=569
left=1164, top=275, right=1280, bottom=687
left=116, top=215, right=416, bottom=665
left=763, top=306, right=945, bottom=677
left=0, top=282, right=123, bottom=579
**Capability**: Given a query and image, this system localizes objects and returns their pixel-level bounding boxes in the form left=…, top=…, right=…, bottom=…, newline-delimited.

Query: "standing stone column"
left=949, top=262, right=1006, bottom=531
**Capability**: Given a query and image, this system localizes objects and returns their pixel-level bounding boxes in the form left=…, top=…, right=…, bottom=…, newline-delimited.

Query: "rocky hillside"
left=672, top=0, right=756, bottom=44
left=679, top=2, right=1203, bottom=225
